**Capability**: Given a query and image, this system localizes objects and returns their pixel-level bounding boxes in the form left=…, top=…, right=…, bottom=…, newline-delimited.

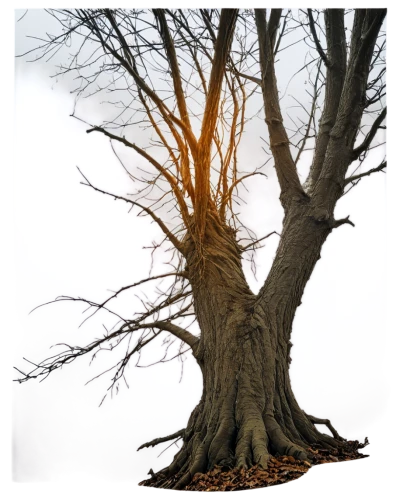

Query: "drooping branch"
left=14, top=315, right=199, bottom=389
left=255, top=8, right=305, bottom=210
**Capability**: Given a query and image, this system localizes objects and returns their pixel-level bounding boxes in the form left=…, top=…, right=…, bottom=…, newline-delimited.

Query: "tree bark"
left=139, top=9, right=386, bottom=491
left=142, top=208, right=351, bottom=489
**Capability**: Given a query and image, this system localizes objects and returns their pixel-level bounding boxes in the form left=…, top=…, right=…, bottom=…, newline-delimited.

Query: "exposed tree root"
left=138, top=397, right=368, bottom=490
left=140, top=440, right=368, bottom=491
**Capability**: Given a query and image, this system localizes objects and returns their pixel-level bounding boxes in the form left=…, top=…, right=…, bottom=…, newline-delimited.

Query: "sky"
left=2, top=3, right=399, bottom=500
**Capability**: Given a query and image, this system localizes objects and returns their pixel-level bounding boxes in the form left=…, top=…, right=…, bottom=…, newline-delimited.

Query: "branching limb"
left=195, top=9, right=239, bottom=236
left=77, top=167, right=184, bottom=253
left=304, top=9, right=347, bottom=194
left=231, top=71, right=261, bottom=86
left=240, top=231, right=280, bottom=252
left=153, top=9, right=193, bottom=133
left=307, top=9, right=330, bottom=66
left=220, top=172, right=268, bottom=218
left=294, top=59, right=322, bottom=166
left=86, top=127, right=191, bottom=228
left=352, top=107, right=387, bottom=161
left=137, top=429, right=185, bottom=451
left=256, top=8, right=306, bottom=210
left=312, top=9, right=386, bottom=210
left=14, top=317, right=198, bottom=388
left=81, top=272, right=188, bottom=324
left=329, top=216, right=355, bottom=229
left=152, top=321, right=199, bottom=351
left=344, top=160, right=386, bottom=186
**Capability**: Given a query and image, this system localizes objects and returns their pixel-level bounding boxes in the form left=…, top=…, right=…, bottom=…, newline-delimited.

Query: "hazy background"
left=5, top=3, right=398, bottom=500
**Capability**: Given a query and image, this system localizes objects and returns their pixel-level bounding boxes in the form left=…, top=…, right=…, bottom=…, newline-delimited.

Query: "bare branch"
left=77, top=167, right=184, bottom=253
left=344, top=160, right=386, bottom=186
left=195, top=9, right=239, bottom=236
left=255, top=8, right=305, bottom=209
left=330, top=216, right=355, bottom=229
left=352, top=107, right=386, bottom=160
left=312, top=9, right=386, bottom=212
left=307, top=9, right=329, bottom=66
left=82, top=272, right=188, bottom=324
left=86, top=126, right=191, bottom=228
left=137, top=429, right=185, bottom=451
left=240, top=231, right=280, bottom=252
left=152, top=321, right=199, bottom=351
left=153, top=10, right=196, bottom=139
left=305, top=9, right=347, bottom=194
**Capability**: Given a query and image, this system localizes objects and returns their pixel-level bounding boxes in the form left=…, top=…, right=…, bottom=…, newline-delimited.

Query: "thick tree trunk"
left=142, top=206, right=356, bottom=489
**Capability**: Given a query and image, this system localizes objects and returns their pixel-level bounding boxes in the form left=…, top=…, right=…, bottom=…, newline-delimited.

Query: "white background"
left=13, top=10, right=387, bottom=481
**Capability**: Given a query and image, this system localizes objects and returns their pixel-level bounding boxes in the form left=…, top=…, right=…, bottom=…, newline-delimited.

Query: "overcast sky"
left=4, top=4, right=399, bottom=500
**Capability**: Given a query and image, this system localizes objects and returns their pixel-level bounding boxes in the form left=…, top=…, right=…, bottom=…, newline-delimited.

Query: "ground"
left=140, top=439, right=368, bottom=491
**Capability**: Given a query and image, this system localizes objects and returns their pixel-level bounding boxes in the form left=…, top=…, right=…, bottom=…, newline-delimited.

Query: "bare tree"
left=15, top=8, right=386, bottom=490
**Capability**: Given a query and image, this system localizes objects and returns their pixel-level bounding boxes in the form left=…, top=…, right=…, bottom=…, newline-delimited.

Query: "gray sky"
left=4, top=4, right=399, bottom=500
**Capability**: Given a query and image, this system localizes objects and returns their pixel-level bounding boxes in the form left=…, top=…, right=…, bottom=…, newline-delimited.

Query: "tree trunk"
left=143, top=205, right=356, bottom=489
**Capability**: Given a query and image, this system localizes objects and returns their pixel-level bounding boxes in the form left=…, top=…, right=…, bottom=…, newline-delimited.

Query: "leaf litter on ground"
left=140, top=439, right=368, bottom=491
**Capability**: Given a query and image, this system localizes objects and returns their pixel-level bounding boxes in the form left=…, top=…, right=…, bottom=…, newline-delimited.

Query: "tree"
left=15, top=8, right=386, bottom=490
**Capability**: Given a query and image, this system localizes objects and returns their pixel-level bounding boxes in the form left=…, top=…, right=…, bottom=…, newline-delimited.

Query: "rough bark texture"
left=15, top=8, right=385, bottom=492
left=99, top=7, right=385, bottom=491
left=141, top=207, right=355, bottom=490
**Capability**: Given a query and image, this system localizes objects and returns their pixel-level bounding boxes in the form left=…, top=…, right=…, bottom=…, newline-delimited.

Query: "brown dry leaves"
left=138, top=441, right=365, bottom=492
left=184, top=444, right=368, bottom=492
left=185, top=457, right=311, bottom=492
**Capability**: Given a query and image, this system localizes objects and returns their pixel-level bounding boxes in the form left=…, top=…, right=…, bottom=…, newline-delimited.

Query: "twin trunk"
left=151, top=203, right=344, bottom=489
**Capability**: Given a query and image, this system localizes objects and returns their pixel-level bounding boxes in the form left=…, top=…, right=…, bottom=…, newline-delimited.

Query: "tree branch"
left=77, top=167, right=184, bottom=253
left=312, top=9, right=386, bottom=212
left=195, top=8, right=239, bottom=236
left=344, top=160, right=386, bottom=186
left=352, top=107, right=387, bottom=160
left=137, top=429, right=185, bottom=451
left=89, top=10, right=196, bottom=155
left=307, top=9, right=330, bottom=66
left=153, top=10, right=197, bottom=145
left=231, top=71, right=261, bottom=86
left=305, top=9, right=347, bottom=194
left=329, top=216, right=355, bottom=229
left=152, top=321, right=199, bottom=351
left=240, top=231, right=280, bottom=252
left=153, top=10, right=190, bottom=126
left=86, top=126, right=191, bottom=228
left=256, top=8, right=305, bottom=209
left=81, top=272, right=188, bottom=324
left=295, top=59, right=321, bottom=166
